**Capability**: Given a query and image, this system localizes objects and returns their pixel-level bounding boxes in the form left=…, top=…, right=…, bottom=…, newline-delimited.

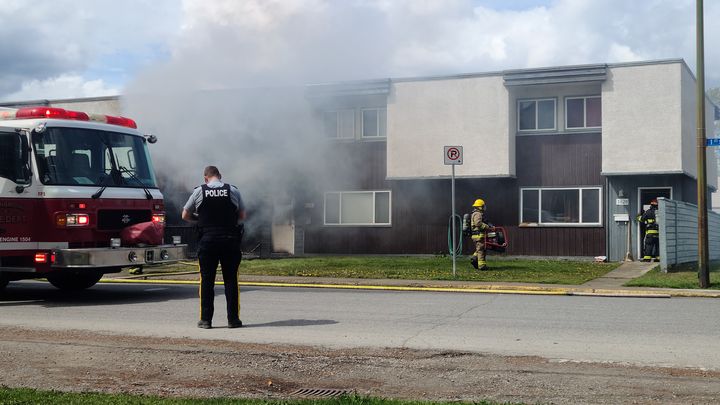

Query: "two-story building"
left=301, top=59, right=718, bottom=261
left=3, top=59, right=717, bottom=261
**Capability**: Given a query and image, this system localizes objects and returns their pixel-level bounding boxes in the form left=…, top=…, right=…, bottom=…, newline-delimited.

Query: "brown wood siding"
left=504, top=226, right=605, bottom=256
left=321, top=141, right=389, bottom=190
left=304, top=133, right=606, bottom=257
left=516, top=133, right=602, bottom=187
left=512, top=133, right=605, bottom=256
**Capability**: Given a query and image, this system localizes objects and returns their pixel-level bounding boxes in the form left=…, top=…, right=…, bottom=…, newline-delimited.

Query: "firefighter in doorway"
left=470, top=198, right=492, bottom=270
left=637, top=199, right=660, bottom=262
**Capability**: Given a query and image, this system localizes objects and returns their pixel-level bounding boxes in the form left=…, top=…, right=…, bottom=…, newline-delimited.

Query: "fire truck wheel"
left=47, top=271, right=104, bottom=291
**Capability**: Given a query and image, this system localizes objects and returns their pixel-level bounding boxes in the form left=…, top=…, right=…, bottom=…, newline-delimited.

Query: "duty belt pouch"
left=193, top=224, right=203, bottom=240
left=234, top=224, right=245, bottom=251
left=236, top=223, right=245, bottom=242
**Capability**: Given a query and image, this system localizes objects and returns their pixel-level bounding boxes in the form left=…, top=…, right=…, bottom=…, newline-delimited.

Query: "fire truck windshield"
left=32, top=127, right=158, bottom=188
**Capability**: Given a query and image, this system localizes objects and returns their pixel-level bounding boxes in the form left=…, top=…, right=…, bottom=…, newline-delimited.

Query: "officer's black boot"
left=470, top=256, right=479, bottom=269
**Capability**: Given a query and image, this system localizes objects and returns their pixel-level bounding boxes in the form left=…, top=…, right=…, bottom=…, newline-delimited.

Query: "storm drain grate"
left=290, top=388, right=354, bottom=398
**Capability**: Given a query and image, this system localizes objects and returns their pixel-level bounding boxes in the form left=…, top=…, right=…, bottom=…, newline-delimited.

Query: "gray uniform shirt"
left=183, top=180, right=244, bottom=219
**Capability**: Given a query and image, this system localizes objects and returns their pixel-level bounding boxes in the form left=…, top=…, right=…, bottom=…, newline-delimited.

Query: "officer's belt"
left=199, top=225, right=237, bottom=235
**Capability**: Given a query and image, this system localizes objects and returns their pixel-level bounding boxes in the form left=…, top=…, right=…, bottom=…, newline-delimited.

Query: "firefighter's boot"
left=470, top=256, right=479, bottom=269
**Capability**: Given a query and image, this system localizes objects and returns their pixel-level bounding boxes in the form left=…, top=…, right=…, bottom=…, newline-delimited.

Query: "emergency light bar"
left=0, top=106, right=137, bottom=129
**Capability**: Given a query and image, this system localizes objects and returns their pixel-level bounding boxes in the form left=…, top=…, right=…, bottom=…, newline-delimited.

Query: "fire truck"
left=0, top=106, right=187, bottom=291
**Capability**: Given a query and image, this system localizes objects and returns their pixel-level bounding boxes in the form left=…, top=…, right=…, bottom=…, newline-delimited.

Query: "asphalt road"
left=1, top=281, right=719, bottom=370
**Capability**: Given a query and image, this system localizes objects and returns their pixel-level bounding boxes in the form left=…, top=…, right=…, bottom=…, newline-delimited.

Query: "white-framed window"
left=323, top=109, right=355, bottom=139
left=361, top=108, right=387, bottom=138
left=566, top=96, right=601, bottom=129
left=324, top=190, right=391, bottom=225
left=518, top=98, right=556, bottom=131
left=520, top=187, right=602, bottom=226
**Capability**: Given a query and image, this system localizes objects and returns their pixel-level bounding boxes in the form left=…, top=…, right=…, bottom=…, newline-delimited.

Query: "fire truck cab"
left=0, top=106, right=186, bottom=290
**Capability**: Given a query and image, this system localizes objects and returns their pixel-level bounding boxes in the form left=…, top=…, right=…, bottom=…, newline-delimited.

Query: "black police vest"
left=197, top=184, right=238, bottom=236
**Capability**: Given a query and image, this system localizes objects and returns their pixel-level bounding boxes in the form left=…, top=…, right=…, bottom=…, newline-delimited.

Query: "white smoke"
left=121, top=0, right=720, bottom=225
left=123, top=0, right=406, bottom=221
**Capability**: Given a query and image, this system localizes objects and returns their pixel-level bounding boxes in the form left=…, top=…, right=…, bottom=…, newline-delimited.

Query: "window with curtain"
left=323, top=110, right=355, bottom=139
left=521, top=187, right=601, bottom=225
left=324, top=191, right=391, bottom=225
left=566, top=96, right=601, bottom=129
left=518, top=99, right=556, bottom=131
left=361, top=108, right=387, bottom=138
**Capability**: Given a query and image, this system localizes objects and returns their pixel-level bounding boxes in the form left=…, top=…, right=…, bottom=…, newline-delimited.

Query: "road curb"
left=100, top=278, right=567, bottom=296
left=98, top=278, right=720, bottom=298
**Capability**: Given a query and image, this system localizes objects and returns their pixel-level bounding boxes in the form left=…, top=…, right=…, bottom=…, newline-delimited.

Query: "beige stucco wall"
left=602, top=63, right=684, bottom=175
left=386, top=75, right=512, bottom=179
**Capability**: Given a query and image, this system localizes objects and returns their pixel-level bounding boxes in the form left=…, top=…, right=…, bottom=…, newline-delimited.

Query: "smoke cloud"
left=122, top=0, right=406, bottom=229
left=121, top=0, right=720, bottom=234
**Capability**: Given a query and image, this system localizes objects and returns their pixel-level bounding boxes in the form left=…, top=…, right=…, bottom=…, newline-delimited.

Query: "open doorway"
left=271, top=197, right=295, bottom=255
left=636, top=187, right=672, bottom=259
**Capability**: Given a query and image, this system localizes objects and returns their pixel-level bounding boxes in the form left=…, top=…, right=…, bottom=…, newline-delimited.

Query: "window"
left=361, top=108, right=387, bottom=138
left=0, top=131, right=25, bottom=183
left=324, top=191, right=391, bottom=225
left=32, top=127, right=157, bottom=187
left=521, top=187, right=601, bottom=225
left=518, top=99, right=556, bottom=131
left=323, top=110, right=355, bottom=139
left=566, top=96, right=601, bottom=129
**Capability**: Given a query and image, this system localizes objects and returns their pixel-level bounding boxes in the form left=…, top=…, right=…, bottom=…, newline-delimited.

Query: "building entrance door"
left=636, top=187, right=672, bottom=259
left=271, top=197, right=295, bottom=255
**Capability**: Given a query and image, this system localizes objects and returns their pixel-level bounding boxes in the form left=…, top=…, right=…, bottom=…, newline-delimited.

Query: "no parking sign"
left=444, top=146, right=463, bottom=165
left=444, top=145, right=463, bottom=277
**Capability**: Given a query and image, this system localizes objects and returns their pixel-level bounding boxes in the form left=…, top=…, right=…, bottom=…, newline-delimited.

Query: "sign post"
left=444, top=146, right=463, bottom=278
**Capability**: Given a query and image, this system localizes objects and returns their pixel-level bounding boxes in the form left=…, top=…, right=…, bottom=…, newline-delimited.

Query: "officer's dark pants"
left=198, top=235, right=242, bottom=323
left=643, top=234, right=659, bottom=259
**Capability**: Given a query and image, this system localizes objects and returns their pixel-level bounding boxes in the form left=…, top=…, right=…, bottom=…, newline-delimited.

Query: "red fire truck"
left=0, top=106, right=186, bottom=291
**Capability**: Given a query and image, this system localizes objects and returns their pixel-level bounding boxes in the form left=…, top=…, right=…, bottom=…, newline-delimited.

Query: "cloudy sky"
left=1, top=0, right=719, bottom=101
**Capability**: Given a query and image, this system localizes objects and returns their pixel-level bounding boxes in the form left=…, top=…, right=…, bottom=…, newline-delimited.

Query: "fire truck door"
left=0, top=129, right=34, bottom=251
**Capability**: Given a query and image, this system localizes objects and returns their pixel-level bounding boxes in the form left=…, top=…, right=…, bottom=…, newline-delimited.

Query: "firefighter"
left=637, top=199, right=659, bottom=262
left=470, top=198, right=492, bottom=270
left=182, top=166, right=246, bottom=329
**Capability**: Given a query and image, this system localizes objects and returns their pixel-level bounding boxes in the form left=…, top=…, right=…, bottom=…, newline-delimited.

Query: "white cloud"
left=127, top=0, right=720, bottom=89
left=1, top=75, right=120, bottom=102
left=118, top=0, right=720, bottom=204
left=3, top=0, right=718, bottom=102
left=0, top=0, right=181, bottom=97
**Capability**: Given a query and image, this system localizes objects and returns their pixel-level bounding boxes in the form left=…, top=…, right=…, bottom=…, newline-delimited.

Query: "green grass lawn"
left=625, top=262, right=720, bottom=289
left=155, top=256, right=617, bottom=285
left=0, top=387, right=515, bottom=405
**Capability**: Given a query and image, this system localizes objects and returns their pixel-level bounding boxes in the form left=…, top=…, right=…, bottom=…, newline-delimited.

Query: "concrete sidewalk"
left=103, top=266, right=720, bottom=298
left=581, top=261, right=657, bottom=289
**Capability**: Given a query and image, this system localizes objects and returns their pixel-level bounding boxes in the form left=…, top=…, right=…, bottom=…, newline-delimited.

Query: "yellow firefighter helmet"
left=472, top=198, right=485, bottom=208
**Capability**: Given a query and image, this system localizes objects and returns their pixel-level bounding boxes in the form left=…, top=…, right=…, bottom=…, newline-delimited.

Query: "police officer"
left=182, top=166, right=246, bottom=329
left=637, top=199, right=659, bottom=262
left=470, top=198, right=491, bottom=270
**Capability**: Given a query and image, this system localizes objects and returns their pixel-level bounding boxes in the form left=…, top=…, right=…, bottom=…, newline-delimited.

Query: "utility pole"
left=696, top=0, right=710, bottom=288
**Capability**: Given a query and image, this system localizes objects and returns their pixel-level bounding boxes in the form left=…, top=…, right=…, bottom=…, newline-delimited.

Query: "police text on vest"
left=205, top=189, right=228, bottom=197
